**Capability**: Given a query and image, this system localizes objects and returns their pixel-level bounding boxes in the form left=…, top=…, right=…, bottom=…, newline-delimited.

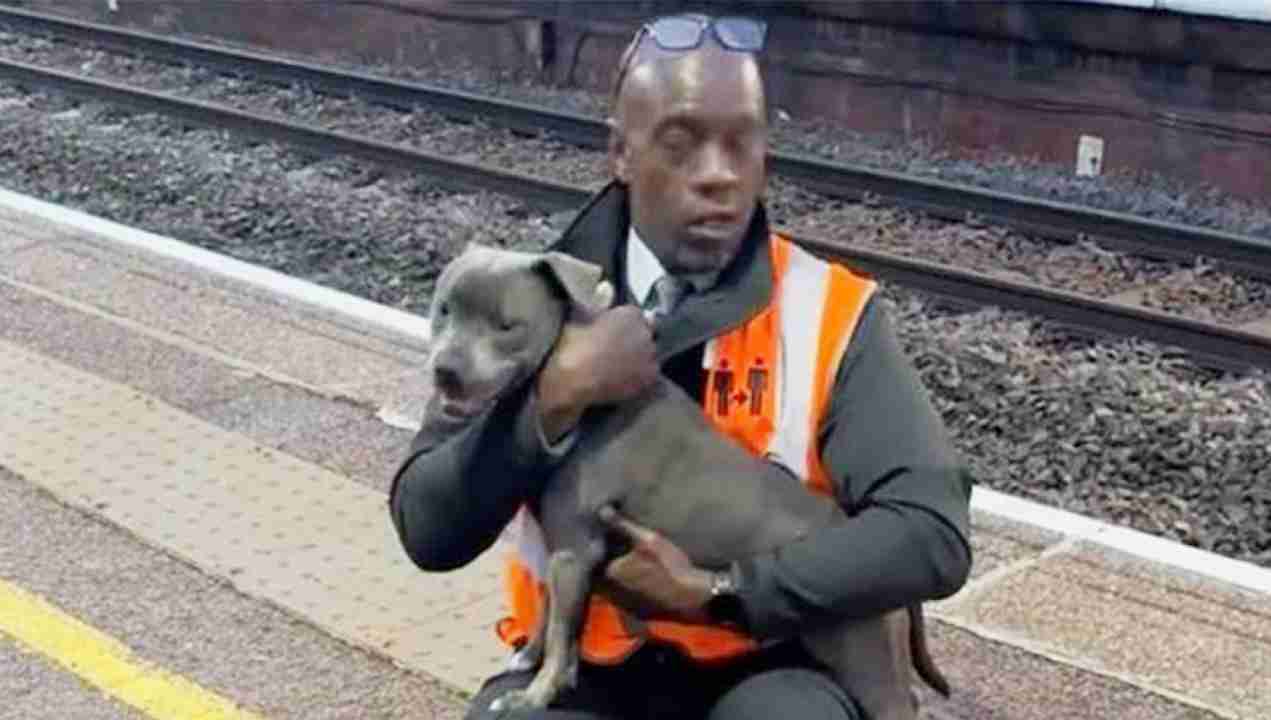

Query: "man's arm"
left=729, top=297, right=974, bottom=639
left=388, top=384, right=570, bottom=571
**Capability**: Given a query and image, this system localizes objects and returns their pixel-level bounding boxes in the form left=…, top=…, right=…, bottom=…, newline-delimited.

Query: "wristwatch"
left=705, top=564, right=746, bottom=628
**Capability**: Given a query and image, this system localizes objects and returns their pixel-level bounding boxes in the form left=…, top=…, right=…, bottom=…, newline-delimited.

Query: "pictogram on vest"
left=495, top=234, right=878, bottom=665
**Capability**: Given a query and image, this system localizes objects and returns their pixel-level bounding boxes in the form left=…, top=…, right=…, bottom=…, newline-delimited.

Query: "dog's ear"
left=536, top=252, right=614, bottom=318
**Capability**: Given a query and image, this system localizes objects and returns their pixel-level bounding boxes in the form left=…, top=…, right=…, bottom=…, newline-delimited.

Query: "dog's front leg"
left=507, top=588, right=550, bottom=673
left=490, top=546, right=596, bottom=711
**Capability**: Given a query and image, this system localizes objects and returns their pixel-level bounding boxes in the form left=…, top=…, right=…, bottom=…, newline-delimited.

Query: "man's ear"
left=607, top=117, right=630, bottom=185
left=537, top=252, right=614, bottom=319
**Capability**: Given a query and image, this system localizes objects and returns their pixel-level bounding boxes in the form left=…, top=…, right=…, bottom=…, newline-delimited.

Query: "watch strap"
left=705, top=564, right=747, bottom=628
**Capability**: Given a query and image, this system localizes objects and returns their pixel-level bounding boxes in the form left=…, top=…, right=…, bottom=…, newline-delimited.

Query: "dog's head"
left=423, top=243, right=614, bottom=430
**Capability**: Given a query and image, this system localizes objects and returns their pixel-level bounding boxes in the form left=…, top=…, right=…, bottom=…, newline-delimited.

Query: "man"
left=390, top=12, right=973, bottom=720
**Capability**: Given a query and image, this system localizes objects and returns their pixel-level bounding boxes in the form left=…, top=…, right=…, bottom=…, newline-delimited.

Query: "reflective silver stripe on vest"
left=503, top=505, right=549, bottom=578
left=764, top=243, right=831, bottom=482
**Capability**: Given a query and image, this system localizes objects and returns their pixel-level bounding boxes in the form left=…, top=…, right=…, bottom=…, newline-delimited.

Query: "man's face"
left=612, top=45, right=768, bottom=277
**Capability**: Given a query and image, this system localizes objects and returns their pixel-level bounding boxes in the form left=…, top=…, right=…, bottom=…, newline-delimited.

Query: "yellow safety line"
left=0, top=577, right=267, bottom=720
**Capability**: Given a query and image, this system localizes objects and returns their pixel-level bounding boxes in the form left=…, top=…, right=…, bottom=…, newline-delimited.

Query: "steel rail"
left=798, top=238, right=1271, bottom=374
left=2, top=57, right=1269, bottom=373
left=0, top=6, right=610, bottom=145
left=0, top=59, right=590, bottom=212
left=4, top=5, right=1270, bottom=279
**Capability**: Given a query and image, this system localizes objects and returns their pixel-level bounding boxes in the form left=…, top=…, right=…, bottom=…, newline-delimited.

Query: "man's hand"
left=597, top=505, right=713, bottom=623
left=537, top=305, right=659, bottom=442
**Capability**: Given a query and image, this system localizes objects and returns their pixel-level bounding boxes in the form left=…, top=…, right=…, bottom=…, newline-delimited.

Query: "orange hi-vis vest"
left=496, top=233, right=878, bottom=666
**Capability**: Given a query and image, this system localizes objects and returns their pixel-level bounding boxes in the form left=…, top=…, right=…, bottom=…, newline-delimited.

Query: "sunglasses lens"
left=715, top=17, right=767, bottom=50
left=651, top=16, right=705, bottom=49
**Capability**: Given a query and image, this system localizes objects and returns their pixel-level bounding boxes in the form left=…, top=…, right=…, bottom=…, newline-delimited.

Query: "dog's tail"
left=908, top=604, right=951, bottom=698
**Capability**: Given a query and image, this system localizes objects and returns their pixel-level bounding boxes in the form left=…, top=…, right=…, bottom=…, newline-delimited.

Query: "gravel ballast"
left=61, top=20, right=1270, bottom=240
left=4, top=26, right=1271, bottom=330
left=892, top=293, right=1271, bottom=567
left=0, top=71, right=1268, bottom=570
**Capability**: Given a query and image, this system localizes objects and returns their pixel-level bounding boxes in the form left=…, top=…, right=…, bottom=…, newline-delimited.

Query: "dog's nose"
left=433, top=361, right=465, bottom=398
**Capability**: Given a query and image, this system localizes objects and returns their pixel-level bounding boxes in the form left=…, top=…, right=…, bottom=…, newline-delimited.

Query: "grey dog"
left=421, top=244, right=951, bottom=720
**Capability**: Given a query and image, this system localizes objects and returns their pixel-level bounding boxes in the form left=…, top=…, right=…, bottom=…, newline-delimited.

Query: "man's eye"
left=660, top=129, right=695, bottom=156
left=663, top=132, right=690, bottom=149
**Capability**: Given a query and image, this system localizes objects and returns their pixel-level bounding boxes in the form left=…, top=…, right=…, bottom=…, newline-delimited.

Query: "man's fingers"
left=598, top=504, right=659, bottom=544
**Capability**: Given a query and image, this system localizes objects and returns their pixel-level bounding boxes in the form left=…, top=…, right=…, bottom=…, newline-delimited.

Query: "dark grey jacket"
left=389, top=182, right=974, bottom=641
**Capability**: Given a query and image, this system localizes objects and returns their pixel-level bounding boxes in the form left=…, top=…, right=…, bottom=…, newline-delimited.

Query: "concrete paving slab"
left=964, top=510, right=1063, bottom=582
left=407, top=592, right=511, bottom=698
left=0, top=281, right=254, bottom=411
left=66, top=216, right=431, bottom=356
left=196, top=379, right=379, bottom=450
left=1074, top=541, right=1271, bottom=628
left=64, top=232, right=431, bottom=354
left=942, top=548, right=1268, bottom=720
left=0, top=465, right=466, bottom=720
left=0, top=219, right=46, bottom=256
left=349, top=367, right=431, bottom=433
left=918, top=621, right=1223, bottom=720
left=0, top=339, right=511, bottom=702
left=0, top=191, right=432, bottom=357
left=4, top=243, right=415, bottom=391
left=0, top=202, right=65, bottom=255
left=286, top=413, right=417, bottom=495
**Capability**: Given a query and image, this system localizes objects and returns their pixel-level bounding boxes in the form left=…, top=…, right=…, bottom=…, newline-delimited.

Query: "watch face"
left=707, top=590, right=745, bottom=627
left=712, top=570, right=737, bottom=596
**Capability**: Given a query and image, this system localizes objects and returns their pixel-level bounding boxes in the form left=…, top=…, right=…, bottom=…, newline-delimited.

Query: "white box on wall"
left=1077, top=135, right=1104, bottom=177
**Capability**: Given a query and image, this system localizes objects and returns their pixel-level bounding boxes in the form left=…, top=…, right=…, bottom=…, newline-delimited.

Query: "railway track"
left=2, top=56, right=1269, bottom=374
left=4, top=5, right=1271, bottom=281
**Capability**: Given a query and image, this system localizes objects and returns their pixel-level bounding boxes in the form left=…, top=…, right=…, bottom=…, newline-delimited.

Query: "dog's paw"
left=489, top=689, right=541, bottom=713
left=506, top=649, right=541, bottom=673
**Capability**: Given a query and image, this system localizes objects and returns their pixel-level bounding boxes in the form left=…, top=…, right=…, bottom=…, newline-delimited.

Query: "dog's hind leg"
left=801, top=610, right=918, bottom=720
left=489, top=544, right=598, bottom=711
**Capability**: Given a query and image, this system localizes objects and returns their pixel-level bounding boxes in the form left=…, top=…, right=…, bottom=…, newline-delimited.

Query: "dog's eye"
left=438, top=303, right=450, bottom=318
left=500, top=319, right=524, bottom=333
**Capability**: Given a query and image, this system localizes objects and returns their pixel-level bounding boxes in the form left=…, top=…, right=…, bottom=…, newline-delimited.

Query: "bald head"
left=612, top=38, right=765, bottom=130
left=607, top=35, right=769, bottom=280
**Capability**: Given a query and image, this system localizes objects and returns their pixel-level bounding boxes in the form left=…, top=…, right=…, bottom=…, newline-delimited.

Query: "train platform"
left=0, top=185, right=1268, bottom=720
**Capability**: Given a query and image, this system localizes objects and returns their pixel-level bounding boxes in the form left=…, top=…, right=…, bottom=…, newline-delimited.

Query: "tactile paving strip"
left=0, top=340, right=509, bottom=695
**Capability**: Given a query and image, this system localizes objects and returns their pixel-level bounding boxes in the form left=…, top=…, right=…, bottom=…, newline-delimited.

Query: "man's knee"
left=464, top=669, right=616, bottom=720
left=707, top=669, right=862, bottom=720
left=466, top=671, right=529, bottom=720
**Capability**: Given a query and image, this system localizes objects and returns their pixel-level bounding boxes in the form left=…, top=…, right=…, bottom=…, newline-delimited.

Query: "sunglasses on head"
left=613, top=13, right=769, bottom=98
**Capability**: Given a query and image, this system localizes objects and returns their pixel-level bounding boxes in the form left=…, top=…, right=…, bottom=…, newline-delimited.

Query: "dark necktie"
left=644, top=274, right=690, bottom=326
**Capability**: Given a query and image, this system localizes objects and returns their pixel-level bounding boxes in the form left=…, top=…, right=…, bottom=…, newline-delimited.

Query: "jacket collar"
left=550, top=181, right=774, bottom=360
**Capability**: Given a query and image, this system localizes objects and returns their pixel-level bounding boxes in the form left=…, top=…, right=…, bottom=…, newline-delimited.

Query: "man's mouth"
left=685, top=213, right=743, bottom=241
left=686, top=220, right=735, bottom=236
left=690, top=211, right=740, bottom=227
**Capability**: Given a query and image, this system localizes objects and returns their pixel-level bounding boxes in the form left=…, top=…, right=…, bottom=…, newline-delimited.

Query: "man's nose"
left=693, top=142, right=740, bottom=195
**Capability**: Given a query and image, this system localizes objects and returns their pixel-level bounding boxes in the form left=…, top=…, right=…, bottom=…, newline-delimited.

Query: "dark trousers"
left=465, top=641, right=863, bottom=720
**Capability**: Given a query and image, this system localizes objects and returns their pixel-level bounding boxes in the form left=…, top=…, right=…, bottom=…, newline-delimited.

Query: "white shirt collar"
left=625, top=224, right=668, bottom=307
